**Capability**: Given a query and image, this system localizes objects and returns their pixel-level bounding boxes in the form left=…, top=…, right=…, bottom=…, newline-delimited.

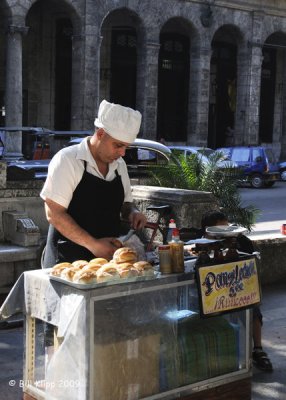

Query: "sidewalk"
left=247, top=219, right=286, bottom=240
left=0, top=281, right=285, bottom=399
left=251, top=282, right=286, bottom=400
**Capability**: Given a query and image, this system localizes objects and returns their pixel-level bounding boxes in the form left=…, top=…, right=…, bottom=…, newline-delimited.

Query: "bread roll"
left=61, top=266, right=81, bottom=281
left=99, top=262, right=118, bottom=270
left=82, top=261, right=103, bottom=272
left=89, top=258, right=108, bottom=266
left=133, top=261, right=154, bottom=276
left=50, top=262, right=72, bottom=276
left=113, top=247, right=137, bottom=264
left=96, top=263, right=120, bottom=283
left=119, top=269, right=137, bottom=279
left=73, top=269, right=97, bottom=284
left=116, top=262, right=139, bottom=278
left=72, top=260, right=88, bottom=269
left=116, top=262, right=134, bottom=270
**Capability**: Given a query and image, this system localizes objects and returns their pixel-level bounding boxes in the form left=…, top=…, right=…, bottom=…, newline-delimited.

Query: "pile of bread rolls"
left=49, top=247, right=155, bottom=285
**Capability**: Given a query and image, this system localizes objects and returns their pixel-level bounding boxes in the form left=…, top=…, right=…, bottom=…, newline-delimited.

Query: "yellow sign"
left=197, top=257, right=261, bottom=316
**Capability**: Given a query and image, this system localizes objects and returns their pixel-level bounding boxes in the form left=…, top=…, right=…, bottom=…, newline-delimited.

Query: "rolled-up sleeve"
left=40, top=151, right=81, bottom=209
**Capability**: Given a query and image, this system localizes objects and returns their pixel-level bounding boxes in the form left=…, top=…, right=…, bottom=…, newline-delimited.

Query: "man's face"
left=97, top=130, right=130, bottom=163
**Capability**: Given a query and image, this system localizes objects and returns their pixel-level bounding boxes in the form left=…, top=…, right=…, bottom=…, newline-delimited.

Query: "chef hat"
left=94, top=100, right=142, bottom=143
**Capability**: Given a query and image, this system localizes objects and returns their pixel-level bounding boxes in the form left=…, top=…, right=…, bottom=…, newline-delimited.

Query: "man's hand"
left=121, top=202, right=147, bottom=230
left=129, top=210, right=147, bottom=230
left=87, top=237, right=121, bottom=260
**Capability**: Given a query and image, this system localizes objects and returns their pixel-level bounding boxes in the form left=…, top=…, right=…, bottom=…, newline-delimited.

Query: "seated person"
left=201, top=210, right=273, bottom=372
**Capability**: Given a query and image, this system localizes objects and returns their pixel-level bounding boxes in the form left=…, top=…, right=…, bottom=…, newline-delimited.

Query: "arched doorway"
left=100, top=9, right=140, bottom=109
left=25, top=0, right=75, bottom=129
left=54, top=18, right=72, bottom=130
left=259, top=33, right=286, bottom=144
left=157, top=31, right=190, bottom=142
left=209, top=26, right=239, bottom=148
left=110, top=27, right=137, bottom=108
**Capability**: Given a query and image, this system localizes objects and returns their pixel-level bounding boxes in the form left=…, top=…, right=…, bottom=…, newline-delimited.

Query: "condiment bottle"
left=166, top=219, right=177, bottom=244
left=169, top=228, right=184, bottom=273
left=281, top=224, right=286, bottom=235
left=158, top=245, right=172, bottom=274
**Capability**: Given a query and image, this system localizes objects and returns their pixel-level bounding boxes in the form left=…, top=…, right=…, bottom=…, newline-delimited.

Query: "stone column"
left=235, top=43, right=251, bottom=145
left=136, top=37, right=160, bottom=140
left=0, top=161, right=6, bottom=189
left=82, top=31, right=102, bottom=128
left=71, top=34, right=85, bottom=130
left=243, top=11, right=264, bottom=145
left=5, top=24, right=29, bottom=159
left=244, top=43, right=263, bottom=145
left=188, top=43, right=212, bottom=146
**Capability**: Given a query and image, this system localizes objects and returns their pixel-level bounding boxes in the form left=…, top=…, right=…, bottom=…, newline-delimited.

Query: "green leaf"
left=148, top=152, right=259, bottom=230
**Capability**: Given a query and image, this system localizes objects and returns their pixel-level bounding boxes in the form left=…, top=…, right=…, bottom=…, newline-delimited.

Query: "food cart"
left=1, top=249, right=260, bottom=400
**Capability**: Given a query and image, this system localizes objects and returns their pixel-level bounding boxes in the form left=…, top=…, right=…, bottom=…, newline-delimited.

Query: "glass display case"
left=19, top=269, right=252, bottom=400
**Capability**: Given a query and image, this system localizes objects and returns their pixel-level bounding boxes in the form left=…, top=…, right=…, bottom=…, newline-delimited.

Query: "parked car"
left=278, top=161, right=286, bottom=181
left=168, top=145, right=209, bottom=164
left=4, top=129, right=90, bottom=180
left=217, top=146, right=280, bottom=188
left=7, top=159, right=50, bottom=180
left=6, top=135, right=171, bottom=184
left=168, top=145, right=238, bottom=169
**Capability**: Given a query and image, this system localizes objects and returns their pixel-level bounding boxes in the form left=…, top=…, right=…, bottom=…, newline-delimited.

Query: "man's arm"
left=45, top=198, right=120, bottom=260
left=121, top=202, right=147, bottom=230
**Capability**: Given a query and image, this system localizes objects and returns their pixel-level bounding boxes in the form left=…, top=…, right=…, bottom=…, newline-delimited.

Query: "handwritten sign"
left=197, top=257, right=261, bottom=316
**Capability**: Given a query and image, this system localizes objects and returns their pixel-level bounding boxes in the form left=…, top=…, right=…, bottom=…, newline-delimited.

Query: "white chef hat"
left=94, top=100, right=142, bottom=143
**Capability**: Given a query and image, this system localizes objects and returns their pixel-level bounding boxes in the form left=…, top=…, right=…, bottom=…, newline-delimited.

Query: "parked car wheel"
left=280, top=169, right=286, bottom=181
left=250, top=174, right=264, bottom=188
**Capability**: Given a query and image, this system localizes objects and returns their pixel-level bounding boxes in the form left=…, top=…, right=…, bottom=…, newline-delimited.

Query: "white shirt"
left=40, top=137, right=133, bottom=208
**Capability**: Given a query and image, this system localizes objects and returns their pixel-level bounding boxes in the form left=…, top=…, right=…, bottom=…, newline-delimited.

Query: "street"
left=239, top=181, right=286, bottom=238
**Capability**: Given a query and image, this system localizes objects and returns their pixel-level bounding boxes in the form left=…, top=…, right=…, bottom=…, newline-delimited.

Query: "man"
left=201, top=210, right=273, bottom=372
left=41, top=100, right=147, bottom=268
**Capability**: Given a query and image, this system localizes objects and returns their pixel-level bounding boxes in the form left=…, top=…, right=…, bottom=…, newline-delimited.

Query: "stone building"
left=1, top=0, right=286, bottom=159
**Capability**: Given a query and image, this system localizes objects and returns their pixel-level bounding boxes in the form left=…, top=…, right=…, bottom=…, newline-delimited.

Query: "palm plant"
left=148, top=150, right=259, bottom=231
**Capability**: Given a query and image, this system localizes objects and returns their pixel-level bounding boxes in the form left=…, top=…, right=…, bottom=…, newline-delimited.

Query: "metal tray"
left=205, top=225, right=247, bottom=238
left=49, top=272, right=160, bottom=290
left=184, top=238, right=224, bottom=245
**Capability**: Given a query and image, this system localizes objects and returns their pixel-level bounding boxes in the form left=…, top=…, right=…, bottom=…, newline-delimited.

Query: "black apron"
left=43, top=161, right=124, bottom=268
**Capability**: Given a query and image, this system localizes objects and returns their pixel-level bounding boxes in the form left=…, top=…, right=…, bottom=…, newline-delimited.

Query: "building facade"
left=1, top=0, right=286, bottom=158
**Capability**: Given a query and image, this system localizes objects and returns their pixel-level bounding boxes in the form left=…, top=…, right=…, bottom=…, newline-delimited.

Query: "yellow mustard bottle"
left=168, top=228, right=184, bottom=273
left=158, top=245, right=172, bottom=274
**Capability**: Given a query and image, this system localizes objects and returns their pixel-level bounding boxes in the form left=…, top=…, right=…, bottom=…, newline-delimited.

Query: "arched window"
left=157, top=33, right=190, bottom=141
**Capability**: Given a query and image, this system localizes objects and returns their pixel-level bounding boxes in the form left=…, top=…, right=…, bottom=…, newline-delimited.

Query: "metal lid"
left=158, top=245, right=170, bottom=250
